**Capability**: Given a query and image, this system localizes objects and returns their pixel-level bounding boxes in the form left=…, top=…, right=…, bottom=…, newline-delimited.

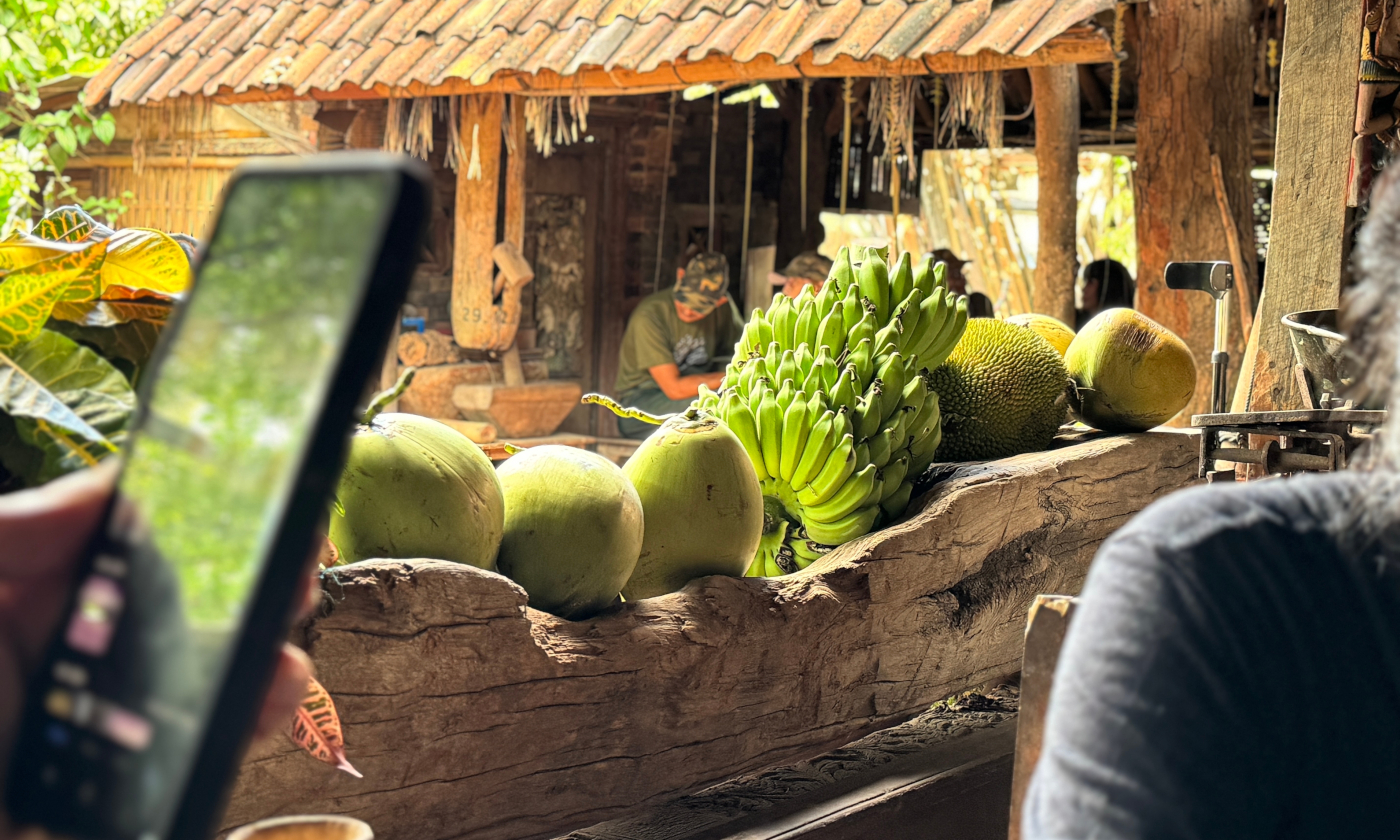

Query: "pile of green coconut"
left=329, top=377, right=765, bottom=619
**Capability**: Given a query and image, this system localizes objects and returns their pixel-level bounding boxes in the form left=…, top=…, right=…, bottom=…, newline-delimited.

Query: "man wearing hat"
left=614, top=251, right=745, bottom=439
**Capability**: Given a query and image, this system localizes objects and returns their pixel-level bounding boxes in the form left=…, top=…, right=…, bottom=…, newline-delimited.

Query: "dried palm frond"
left=383, top=97, right=409, bottom=154
left=438, top=96, right=466, bottom=171
left=524, top=93, right=591, bottom=157
left=940, top=72, right=1004, bottom=149
left=868, top=76, right=921, bottom=180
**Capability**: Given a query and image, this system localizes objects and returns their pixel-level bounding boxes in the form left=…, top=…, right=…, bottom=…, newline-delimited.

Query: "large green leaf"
left=49, top=318, right=163, bottom=385
left=0, top=236, right=93, bottom=271
left=0, top=330, right=132, bottom=486
left=0, top=240, right=109, bottom=346
left=100, top=228, right=192, bottom=299
left=31, top=205, right=115, bottom=244
left=50, top=299, right=173, bottom=327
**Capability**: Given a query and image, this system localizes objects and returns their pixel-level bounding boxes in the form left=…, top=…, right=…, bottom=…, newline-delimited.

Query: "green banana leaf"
left=0, top=241, right=110, bottom=347
left=0, top=329, right=133, bottom=486
left=49, top=318, right=163, bottom=385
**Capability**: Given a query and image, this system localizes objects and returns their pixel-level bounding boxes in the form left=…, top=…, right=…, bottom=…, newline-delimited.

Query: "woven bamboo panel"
left=92, top=164, right=233, bottom=237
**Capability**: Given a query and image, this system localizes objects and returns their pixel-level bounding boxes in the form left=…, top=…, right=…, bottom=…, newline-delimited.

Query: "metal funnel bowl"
left=1281, top=309, right=1376, bottom=409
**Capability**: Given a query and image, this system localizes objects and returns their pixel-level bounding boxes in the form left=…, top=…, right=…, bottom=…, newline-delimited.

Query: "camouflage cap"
left=674, top=251, right=730, bottom=316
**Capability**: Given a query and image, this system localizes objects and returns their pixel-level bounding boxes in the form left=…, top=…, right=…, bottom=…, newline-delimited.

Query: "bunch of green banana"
left=694, top=246, right=969, bottom=575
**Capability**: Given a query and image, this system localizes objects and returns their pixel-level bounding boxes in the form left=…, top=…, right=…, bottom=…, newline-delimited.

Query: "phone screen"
left=13, top=169, right=400, bottom=839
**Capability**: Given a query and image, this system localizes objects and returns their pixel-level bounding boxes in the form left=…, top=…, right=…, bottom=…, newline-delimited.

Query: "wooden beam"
left=1030, top=64, right=1079, bottom=325
left=1134, top=0, right=1256, bottom=423
left=221, top=432, right=1199, bottom=840
left=203, top=32, right=1115, bottom=106
left=1236, top=0, right=1363, bottom=412
left=451, top=93, right=527, bottom=352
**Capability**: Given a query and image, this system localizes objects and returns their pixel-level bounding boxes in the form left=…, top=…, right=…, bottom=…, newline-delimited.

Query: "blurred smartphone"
left=5, top=153, right=430, bottom=840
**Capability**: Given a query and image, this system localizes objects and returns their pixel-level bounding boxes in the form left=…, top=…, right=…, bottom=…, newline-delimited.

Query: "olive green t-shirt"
left=615, top=290, right=744, bottom=394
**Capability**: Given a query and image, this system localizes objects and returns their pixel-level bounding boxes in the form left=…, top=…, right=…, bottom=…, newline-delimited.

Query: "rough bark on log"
left=398, top=331, right=468, bottom=367
left=226, top=432, right=1198, bottom=840
left=1134, top=0, right=1255, bottom=423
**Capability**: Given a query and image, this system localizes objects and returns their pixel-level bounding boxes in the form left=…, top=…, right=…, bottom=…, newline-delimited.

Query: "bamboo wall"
left=91, top=163, right=235, bottom=237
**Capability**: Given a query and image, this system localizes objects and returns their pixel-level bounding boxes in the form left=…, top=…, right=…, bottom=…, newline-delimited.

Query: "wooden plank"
left=222, top=432, right=1200, bottom=840
left=1237, top=0, right=1364, bottom=412
left=1030, top=65, right=1079, bottom=325
left=1007, top=595, right=1077, bottom=840
left=204, top=32, right=1116, bottom=106
left=451, top=92, right=503, bottom=349
left=505, top=94, right=528, bottom=249
left=559, top=688, right=1017, bottom=840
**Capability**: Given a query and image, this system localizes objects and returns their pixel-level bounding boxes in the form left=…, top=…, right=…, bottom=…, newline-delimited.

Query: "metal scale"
left=1165, top=261, right=1386, bottom=482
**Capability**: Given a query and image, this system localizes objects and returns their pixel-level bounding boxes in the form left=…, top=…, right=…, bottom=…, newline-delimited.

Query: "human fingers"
left=0, top=459, right=116, bottom=579
left=253, top=644, right=312, bottom=742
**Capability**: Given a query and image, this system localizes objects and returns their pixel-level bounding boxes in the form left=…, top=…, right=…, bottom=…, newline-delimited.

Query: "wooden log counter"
left=224, top=431, right=1199, bottom=840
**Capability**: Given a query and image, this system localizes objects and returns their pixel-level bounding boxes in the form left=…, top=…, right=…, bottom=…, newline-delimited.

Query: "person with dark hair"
left=1022, top=166, right=1400, bottom=837
left=930, top=249, right=969, bottom=296
left=1075, top=258, right=1136, bottom=330
left=614, top=251, right=744, bottom=439
left=966, top=291, right=995, bottom=318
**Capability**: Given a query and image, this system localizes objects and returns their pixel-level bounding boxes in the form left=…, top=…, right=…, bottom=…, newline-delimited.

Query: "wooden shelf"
left=225, top=432, right=1199, bottom=840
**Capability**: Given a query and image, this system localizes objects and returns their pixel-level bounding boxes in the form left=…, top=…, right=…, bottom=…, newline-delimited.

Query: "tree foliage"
left=0, top=0, right=166, bottom=232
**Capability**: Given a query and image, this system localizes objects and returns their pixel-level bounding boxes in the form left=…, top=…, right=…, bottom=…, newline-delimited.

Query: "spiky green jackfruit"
left=929, top=319, right=1069, bottom=461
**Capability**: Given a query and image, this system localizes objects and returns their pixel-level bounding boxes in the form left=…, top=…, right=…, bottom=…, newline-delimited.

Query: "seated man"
left=614, top=252, right=744, bottom=439
left=1022, top=166, right=1400, bottom=838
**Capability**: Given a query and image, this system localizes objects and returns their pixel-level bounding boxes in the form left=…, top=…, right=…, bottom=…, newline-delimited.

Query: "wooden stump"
left=226, top=432, right=1198, bottom=840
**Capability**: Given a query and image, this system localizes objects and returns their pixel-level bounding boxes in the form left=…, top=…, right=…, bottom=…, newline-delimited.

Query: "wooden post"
left=1135, top=0, right=1256, bottom=422
left=451, top=93, right=532, bottom=352
left=1030, top=65, right=1079, bottom=326
left=1008, top=595, right=1078, bottom=840
left=1237, top=1, right=1363, bottom=412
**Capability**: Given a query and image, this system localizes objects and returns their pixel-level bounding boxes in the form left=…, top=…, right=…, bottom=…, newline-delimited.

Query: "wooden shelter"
left=79, top=0, right=1119, bottom=440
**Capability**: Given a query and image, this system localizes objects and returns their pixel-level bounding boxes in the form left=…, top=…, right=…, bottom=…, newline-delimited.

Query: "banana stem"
left=582, top=393, right=669, bottom=425
left=363, top=367, right=416, bottom=425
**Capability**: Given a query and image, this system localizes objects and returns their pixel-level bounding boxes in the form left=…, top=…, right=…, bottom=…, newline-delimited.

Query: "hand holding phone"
left=5, top=154, right=430, bottom=840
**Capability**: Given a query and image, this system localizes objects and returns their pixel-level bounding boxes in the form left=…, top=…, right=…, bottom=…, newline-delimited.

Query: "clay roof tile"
left=634, top=8, right=720, bottom=71
left=435, top=0, right=510, bottom=44
left=377, top=0, right=444, bottom=44
left=343, top=0, right=406, bottom=47
left=809, top=0, right=908, bottom=64
left=276, top=40, right=336, bottom=90
left=298, top=40, right=366, bottom=92
left=187, top=10, right=243, bottom=56
left=284, top=4, right=335, bottom=44
left=602, top=14, right=677, bottom=70
left=563, top=16, right=635, bottom=74
left=203, top=41, right=269, bottom=92
left=250, top=2, right=304, bottom=47
left=775, top=0, right=860, bottom=63
left=139, top=49, right=205, bottom=102
left=338, top=38, right=398, bottom=88
left=111, top=53, right=171, bottom=104
left=466, top=22, right=552, bottom=84
left=870, top=0, right=951, bottom=59
left=956, top=0, right=1055, bottom=55
left=181, top=49, right=235, bottom=95
left=119, top=14, right=185, bottom=59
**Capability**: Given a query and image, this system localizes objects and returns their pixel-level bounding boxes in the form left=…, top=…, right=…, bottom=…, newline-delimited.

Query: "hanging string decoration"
left=524, top=93, right=591, bottom=157
left=800, top=79, right=812, bottom=232
left=940, top=72, right=1004, bottom=149
left=1109, top=2, right=1126, bottom=142
left=439, top=96, right=465, bottom=172
left=382, top=97, right=436, bottom=160
left=868, top=76, right=921, bottom=182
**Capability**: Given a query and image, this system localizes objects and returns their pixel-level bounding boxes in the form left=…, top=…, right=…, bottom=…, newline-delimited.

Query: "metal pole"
left=709, top=90, right=719, bottom=252
left=890, top=156, right=900, bottom=261
left=742, top=100, right=755, bottom=291
left=654, top=92, right=678, bottom=291
left=800, top=78, right=811, bottom=233
left=840, top=78, right=853, bottom=215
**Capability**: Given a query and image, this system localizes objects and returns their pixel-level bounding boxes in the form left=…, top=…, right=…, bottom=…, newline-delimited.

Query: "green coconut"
left=496, top=446, right=644, bottom=619
left=1065, top=308, right=1198, bottom=432
left=621, top=407, right=764, bottom=600
left=329, top=412, right=504, bottom=568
